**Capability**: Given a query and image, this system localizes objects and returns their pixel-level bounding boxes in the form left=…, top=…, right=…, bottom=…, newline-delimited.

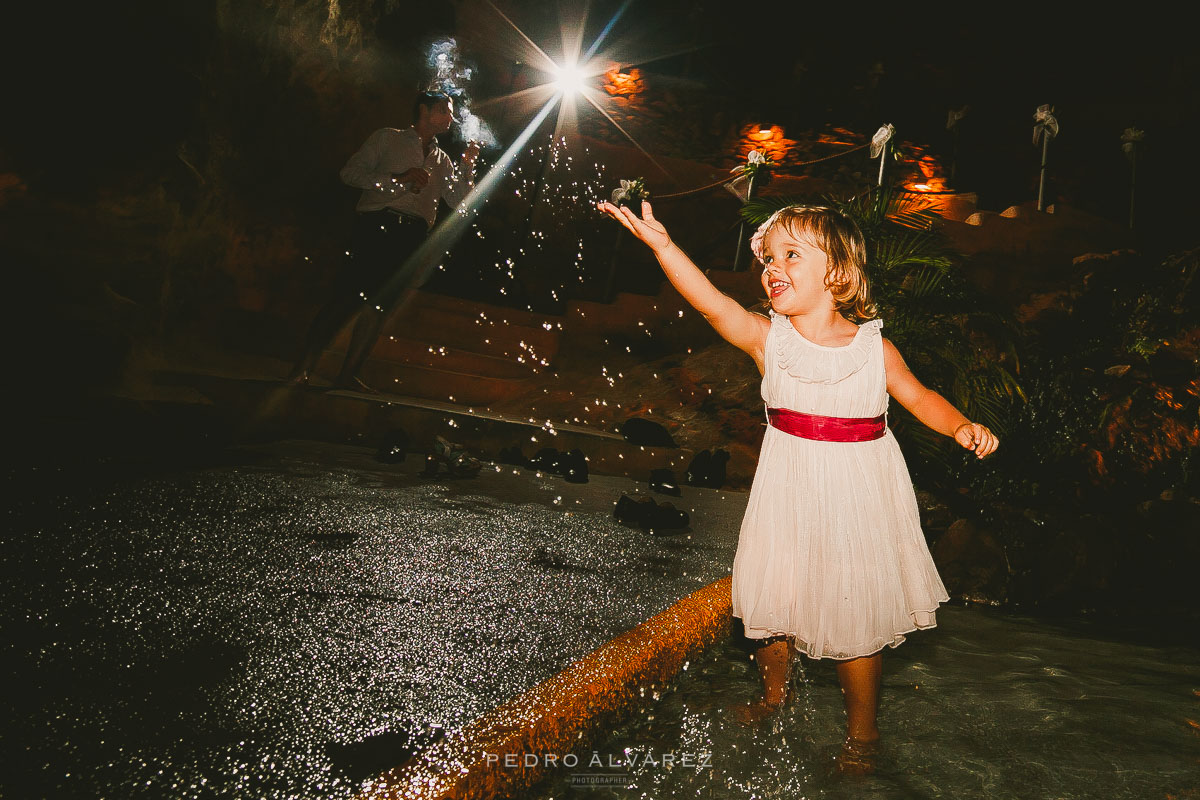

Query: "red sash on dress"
left=767, top=407, right=886, bottom=442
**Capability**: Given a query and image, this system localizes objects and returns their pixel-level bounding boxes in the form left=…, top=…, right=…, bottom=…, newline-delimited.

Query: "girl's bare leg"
left=756, top=637, right=792, bottom=706
left=734, top=636, right=791, bottom=724
left=834, top=652, right=882, bottom=774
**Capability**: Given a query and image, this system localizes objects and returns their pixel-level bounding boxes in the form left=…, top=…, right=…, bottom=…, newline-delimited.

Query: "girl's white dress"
left=731, top=312, right=950, bottom=660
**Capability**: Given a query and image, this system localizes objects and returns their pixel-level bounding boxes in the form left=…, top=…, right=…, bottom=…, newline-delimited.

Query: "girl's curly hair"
left=750, top=205, right=877, bottom=322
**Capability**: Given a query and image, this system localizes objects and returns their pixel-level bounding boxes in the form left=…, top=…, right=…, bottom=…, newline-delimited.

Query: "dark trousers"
left=294, top=210, right=427, bottom=383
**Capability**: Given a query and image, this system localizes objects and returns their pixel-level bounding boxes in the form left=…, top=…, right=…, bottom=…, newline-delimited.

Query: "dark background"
left=4, top=2, right=1196, bottom=233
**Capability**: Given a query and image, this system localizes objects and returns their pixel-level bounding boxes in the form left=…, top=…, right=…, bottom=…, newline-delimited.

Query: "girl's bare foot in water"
left=835, top=735, right=880, bottom=776
left=730, top=688, right=793, bottom=726
left=732, top=698, right=782, bottom=726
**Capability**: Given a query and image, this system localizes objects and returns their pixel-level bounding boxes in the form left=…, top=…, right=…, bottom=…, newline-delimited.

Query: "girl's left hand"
left=954, top=422, right=999, bottom=459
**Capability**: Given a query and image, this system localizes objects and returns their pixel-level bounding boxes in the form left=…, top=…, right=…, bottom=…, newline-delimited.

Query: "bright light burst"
left=550, top=60, right=587, bottom=96
left=473, top=0, right=666, bottom=172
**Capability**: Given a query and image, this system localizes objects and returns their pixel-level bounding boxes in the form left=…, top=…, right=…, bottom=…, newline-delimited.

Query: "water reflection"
left=4, top=440, right=1196, bottom=799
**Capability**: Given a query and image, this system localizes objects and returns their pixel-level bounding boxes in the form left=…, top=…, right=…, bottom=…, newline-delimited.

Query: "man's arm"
left=339, top=129, right=391, bottom=190
left=439, top=143, right=480, bottom=208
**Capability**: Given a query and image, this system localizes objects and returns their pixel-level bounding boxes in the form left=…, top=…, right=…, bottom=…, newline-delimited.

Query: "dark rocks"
left=497, top=446, right=533, bottom=468
left=685, top=449, right=730, bottom=489
left=613, top=494, right=689, bottom=533
left=931, top=519, right=1009, bottom=604
left=422, top=436, right=481, bottom=478
left=502, top=445, right=588, bottom=483
left=619, top=417, right=677, bottom=447
left=1147, top=347, right=1197, bottom=387
left=374, top=429, right=410, bottom=464
left=915, top=489, right=955, bottom=533
left=557, top=449, right=589, bottom=484
left=649, top=468, right=681, bottom=496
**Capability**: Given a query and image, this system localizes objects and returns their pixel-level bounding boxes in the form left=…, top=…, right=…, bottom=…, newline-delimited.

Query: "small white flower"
left=747, top=149, right=765, bottom=165
left=611, top=178, right=643, bottom=204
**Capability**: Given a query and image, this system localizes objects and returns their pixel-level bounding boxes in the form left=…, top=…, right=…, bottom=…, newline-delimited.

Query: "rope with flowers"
left=619, top=141, right=874, bottom=202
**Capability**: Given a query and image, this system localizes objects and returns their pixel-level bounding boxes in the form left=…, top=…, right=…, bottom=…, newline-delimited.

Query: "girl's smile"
left=759, top=228, right=830, bottom=312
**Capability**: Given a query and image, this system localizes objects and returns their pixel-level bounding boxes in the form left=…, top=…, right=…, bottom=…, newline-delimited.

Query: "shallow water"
left=4, top=440, right=1197, bottom=799
left=530, top=607, right=1200, bottom=799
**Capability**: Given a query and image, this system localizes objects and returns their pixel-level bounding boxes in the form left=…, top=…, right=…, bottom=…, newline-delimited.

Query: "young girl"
left=597, top=200, right=999, bottom=773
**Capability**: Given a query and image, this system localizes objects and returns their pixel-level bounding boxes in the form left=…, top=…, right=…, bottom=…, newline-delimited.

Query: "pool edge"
left=359, top=576, right=732, bottom=799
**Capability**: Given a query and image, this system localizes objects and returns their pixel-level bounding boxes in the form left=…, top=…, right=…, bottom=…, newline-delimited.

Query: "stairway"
left=318, top=290, right=563, bottom=406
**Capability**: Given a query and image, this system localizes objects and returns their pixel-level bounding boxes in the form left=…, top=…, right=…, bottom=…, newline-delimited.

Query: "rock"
left=521, top=447, right=589, bottom=483
left=915, top=489, right=955, bottom=532
left=613, top=494, right=689, bottom=532
left=422, top=436, right=481, bottom=478
left=375, top=429, right=410, bottom=464
left=531, top=447, right=562, bottom=472
left=685, top=448, right=729, bottom=489
left=497, top=445, right=533, bottom=468
left=931, top=519, right=1009, bottom=603
left=685, top=450, right=710, bottom=486
left=559, top=448, right=589, bottom=484
left=619, top=417, right=677, bottom=447
left=649, top=468, right=681, bottom=496
left=1148, top=347, right=1197, bottom=387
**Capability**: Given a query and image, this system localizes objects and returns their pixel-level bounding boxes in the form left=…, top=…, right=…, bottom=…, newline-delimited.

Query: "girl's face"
left=759, top=225, right=833, bottom=315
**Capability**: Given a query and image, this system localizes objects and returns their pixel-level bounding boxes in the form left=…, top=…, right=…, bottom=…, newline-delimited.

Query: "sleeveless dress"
left=730, top=312, right=950, bottom=660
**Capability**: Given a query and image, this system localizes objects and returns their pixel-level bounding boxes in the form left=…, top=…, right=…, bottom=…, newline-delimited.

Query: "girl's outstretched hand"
left=597, top=200, right=672, bottom=252
left=953, top=422, right=999, bottom=459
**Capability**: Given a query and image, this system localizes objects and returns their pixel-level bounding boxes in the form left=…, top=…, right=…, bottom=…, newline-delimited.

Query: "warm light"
left=912, top=183, right=932, bottom=192
left=748, top=124, right=783, bottom=143
left=552, top=61, right=587, bottom=95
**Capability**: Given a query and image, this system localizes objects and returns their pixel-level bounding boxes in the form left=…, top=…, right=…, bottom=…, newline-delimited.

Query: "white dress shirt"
left=339, top=127, right=474, bottom=229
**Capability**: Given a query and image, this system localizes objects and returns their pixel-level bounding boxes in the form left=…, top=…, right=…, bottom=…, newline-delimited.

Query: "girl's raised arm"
left=598, top=200, right=769, bottom=369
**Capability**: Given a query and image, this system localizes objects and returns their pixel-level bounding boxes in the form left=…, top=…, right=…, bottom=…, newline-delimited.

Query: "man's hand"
left=463, top=142, right=481, bottom=168
left=392, top=168, right=430, bottom=189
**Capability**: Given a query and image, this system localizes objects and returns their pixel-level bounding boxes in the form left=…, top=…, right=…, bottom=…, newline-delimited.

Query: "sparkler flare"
left=551, top=61, right=587, bottom=95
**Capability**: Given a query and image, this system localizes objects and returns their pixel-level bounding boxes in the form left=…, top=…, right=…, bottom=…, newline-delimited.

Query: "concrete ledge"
left=360, top=577, right=732, bottom=800
left=172, top=374, right=694, bottom=481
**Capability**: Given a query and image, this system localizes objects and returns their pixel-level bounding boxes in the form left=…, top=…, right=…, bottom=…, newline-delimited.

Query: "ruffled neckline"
left=771, top=311, right=883, bottom=384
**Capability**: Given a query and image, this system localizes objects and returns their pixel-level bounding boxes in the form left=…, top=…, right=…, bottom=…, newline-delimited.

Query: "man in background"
left=290, top=90, right=479, bottom=390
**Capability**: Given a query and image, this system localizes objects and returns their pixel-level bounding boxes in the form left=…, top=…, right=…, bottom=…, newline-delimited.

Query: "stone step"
left=416, top=307, right=560, bottom=363
left=564, top=269, right=762, bottom=338
left=376, top=303, right=561, bottom=364
left=180, top=373, right=696, bottom=482
left=399, top=289, right=558, bottom=330
left=315, top=350, right=535, bottom=406
left=322, top=289, right=563, bottom=368
left=310, top=390, right=696, bottom=483
left=367, top=336, right=540, bottom=379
